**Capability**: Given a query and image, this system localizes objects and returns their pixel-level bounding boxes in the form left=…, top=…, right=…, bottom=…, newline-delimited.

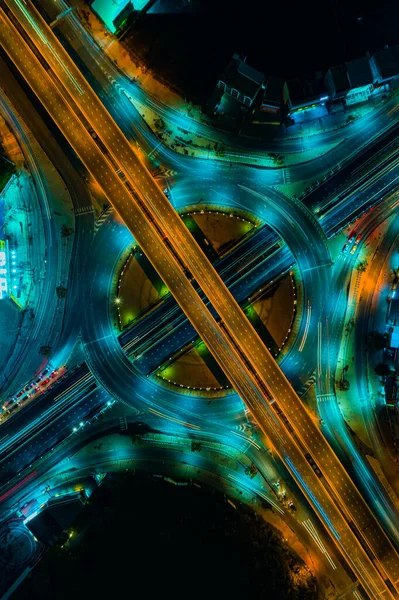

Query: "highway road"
left=0, top=94, right=59, bottom=397
left=2, top=2, right=399, bottom=598
left=315, top=201, right=399, bottom=548
left=0, top=56, right=94, bottom=387
left=353, top=211, right=399, bottom=468
left=2, top=153, right=397, bottom=489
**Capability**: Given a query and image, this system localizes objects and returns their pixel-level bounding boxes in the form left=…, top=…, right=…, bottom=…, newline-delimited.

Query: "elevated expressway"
left=1, top=1, right=399, bottom=597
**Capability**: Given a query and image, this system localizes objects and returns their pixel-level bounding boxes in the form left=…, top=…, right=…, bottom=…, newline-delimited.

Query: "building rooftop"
left=372, top=44, right=399, bottom=80
left=263, top=76, right=285, bottom=104
left=237, top=61, right=265, bottom=86
left=345, top=56, right=374, bottom=88
left=220, top=56, right=264, bottom=101
left=301, top=72, right=327, bottom=98
left=326, top=65, right=350, bottom=94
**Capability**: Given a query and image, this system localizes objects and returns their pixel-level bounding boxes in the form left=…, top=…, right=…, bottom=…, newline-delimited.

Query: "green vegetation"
left=245, top=462, right=258, bottom=478
left=369, top=330, right=388, bottom=351
left=0, top=155, right=15, bottom=192
left=356, top=260, right=368, bottom=272
left=16, top=473, right=316, bottom=600
left=61, top=224, right=74, bottom=238
left=375, top=363, right=391, bottom=377
left=268, top=152, right=284, bottom=166
left=190, top=440, right=203, bottom=452
left=39, top=345, right=51, bottom=356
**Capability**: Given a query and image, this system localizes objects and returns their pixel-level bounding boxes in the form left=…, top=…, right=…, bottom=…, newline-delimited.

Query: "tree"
left=369, top=331, right=387, bottom=351
left=374, top=363, right=391, bottom=377
left=191, top=440, right=202, bottom=453
left=61, top=224, right=74, bottom=238
left=56, top=286, right=67, bottom=298
left=245, top=463, right=258, bottom=479
left=268, top=152, right=284, bottom=166
left=337, top=378, right=350, bottom=391
left=356, top=260, right=368, bottom=272
left=131, top=434, right=144, bottom=445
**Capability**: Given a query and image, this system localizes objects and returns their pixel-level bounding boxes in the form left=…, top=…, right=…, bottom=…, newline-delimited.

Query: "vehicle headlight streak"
left=14, top=0, right=84, bottom=96
left=302, top=519, right=337, bottom=570
left=227, top=473, right=284, bottom=515
left=299, top=300, right=312, bottom=352
left=148, top=407, right=201, bottom=430
left=286, top=458, right=341, bottom=542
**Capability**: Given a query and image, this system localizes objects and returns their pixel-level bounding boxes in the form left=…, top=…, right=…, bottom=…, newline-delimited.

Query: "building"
left=113, top=1, right=134, bottom=32
left=92, top=0, right=133, bottom=33
left=345, top=56, right=374, bottom=88
left=344, top=56, right=374, bottom=105
left=370, top=44, right=399, bottom=84
left=324, top=65, right=350, bottom=99
left=217, top=54, right=264, bottom=108
left=261, top=76, right=285, bottom=116
left=27, top=492, right=86, bottom=546
left=285, top=74, right=328, bottom=113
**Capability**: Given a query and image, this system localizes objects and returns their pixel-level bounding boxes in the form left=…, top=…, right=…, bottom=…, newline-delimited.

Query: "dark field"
left=14, top=473, right=317, bottom=600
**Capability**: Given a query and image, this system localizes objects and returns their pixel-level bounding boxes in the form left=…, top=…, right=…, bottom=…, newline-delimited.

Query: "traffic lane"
left=0, top=59, right=94, bottom=361
left=322, top=164, right=399, bottom=237
left=305, top=125, right=399, bottom=214
left=0, top=98, right=59, bottom=396
left=355, top=216, right=399, bottom=457
left=0, top=385, right=106, bottom=487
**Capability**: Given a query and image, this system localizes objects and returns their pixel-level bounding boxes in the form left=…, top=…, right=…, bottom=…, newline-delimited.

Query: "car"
left=350, top=244, right=358, bottom=255
left=348, top=235, right=355, bottom=244
left=342, top=243, right=349, bottom=253
left=356, top=233, right=362, bottom=242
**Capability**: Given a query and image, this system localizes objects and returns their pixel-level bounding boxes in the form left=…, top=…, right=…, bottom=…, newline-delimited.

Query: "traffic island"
left=114, top=208, right=296, bottom=396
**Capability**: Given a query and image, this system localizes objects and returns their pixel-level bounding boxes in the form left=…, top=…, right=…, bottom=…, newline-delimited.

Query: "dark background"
left=13, top=474, right=316, bottom=600
left=126, top=0, right=399, bottom=100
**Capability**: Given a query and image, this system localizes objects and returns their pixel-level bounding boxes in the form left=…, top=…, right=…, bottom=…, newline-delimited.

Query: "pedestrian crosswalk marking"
left=74, top=205, right=94, bottom=215
left=316, top=394, right=335, bottom=403
left=297, top=372, right=316, bottom=396
left=94, top=206, right=114, bottom=233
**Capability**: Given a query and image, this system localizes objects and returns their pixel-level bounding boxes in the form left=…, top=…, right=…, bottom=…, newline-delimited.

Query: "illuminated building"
left=344, top=55, right=374, bottom=105
left=260, top=76, right=285, bottom=116
left=324, top=64, right=350, bottom=99
left=285, top=74, right=328, bottom=116
left=370, top=43, right=399, bottom=84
